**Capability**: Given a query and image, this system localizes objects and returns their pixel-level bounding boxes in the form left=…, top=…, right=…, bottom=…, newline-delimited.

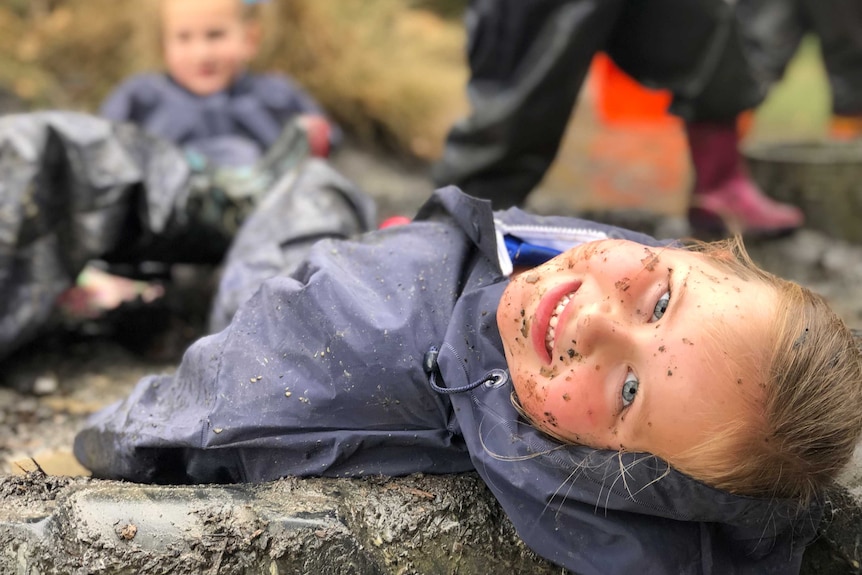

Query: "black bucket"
left=744, top=140, right=862, bottom=243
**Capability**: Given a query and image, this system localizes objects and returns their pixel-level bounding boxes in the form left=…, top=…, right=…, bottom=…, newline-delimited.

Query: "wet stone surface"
left=0, top=472, right=560, bottom=575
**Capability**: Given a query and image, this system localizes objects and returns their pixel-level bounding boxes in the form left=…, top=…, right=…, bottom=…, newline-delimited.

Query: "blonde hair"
left=151, top=0, right=271, bottom=45
left=672, top=237, right=862, bottom=503
left=236, top=0, right=265, bottom=22
left=159, top=0, right=263, bottom=21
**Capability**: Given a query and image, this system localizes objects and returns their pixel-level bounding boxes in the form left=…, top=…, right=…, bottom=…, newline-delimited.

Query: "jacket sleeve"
left=99, top=75, right=156, bottom=124
left=74, top=216, right=478, bottom=484
left=257, top=74, right=343, bottom=148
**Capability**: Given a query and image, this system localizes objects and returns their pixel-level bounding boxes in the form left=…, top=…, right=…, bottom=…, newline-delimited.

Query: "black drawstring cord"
left=424, top=345, right=509, bottom=394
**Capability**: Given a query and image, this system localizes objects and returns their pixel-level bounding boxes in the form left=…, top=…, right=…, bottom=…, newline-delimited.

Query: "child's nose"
left=190, top=39, right=213, bottom=59
left=571, top=301, right=623, bottom=357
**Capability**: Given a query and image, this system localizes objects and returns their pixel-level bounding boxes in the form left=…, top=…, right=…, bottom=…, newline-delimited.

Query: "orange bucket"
left=592, top=53, right=675, bottom=125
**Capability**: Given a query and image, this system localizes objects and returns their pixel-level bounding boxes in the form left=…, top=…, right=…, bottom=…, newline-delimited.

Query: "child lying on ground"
left=73, top=181, right=862, bottom=574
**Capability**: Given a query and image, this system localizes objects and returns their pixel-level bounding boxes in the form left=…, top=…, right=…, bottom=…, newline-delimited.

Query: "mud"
left=1, top=471, right=559, bottom=575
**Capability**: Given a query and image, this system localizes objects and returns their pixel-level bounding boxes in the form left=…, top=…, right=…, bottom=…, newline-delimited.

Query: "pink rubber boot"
left=686, top=121, right=804, bottom=236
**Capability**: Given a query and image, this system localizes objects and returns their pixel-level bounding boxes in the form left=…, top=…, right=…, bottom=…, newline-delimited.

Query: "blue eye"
left=651, top=292, right=670, bottom=322
left=622, top=372, right=639, bottom=407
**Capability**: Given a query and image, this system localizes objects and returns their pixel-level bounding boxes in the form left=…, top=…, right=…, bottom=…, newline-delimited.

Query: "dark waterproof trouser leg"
left=736, top=0, right=862, bottom=116
left=432, top=0, right=625, bottom=208
left=0, top=112, right=195, bottom=361
left=432, top=0, right=768, bottom=209
left=0, top=112, right=375, bottom=362
left=809, top=0, right=862, bottom=115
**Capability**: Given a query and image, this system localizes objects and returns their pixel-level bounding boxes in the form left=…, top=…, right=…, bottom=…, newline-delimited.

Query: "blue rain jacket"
left=100, top=72, right=338, bottom=166
left=75, top=187, right=818, bottom=574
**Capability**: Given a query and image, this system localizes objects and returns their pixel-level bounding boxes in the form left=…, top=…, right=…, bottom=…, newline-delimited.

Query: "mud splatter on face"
left=682, top=338, right=694, bottom=346
left=520, top=316, right=529, bottom=339
left=524, top=273, right=539, bottom=284
left=701, top=271, right=721, bottom=284
left=658, top=345, right=666, bottom=352
left=614, top=277, right=631, bottom=291
left=640, top=250, right=659, bottom=271
left=539, top=365, right=559, bottom=379
left=543, top=412, right=558, bottom=427
left=562, top=393, right=571, bottom=401
left=581, top=243, right=601, bottom=261
left=519, top=374, right=537, bottom=395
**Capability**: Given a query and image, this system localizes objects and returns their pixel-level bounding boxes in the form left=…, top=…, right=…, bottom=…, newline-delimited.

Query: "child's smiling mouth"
left=546, top=292, right=575, bottom=356
left=533, top=280, right=581, bottom=364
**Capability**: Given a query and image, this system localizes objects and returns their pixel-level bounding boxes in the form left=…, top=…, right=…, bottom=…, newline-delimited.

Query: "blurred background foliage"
left=0, top=0, right=470, bottom=159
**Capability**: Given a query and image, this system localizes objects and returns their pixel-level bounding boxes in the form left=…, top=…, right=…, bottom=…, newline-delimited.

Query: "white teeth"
left=545, top=293, right=573, bottom=354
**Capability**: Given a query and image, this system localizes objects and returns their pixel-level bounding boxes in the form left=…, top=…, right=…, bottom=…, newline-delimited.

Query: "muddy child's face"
left=161, top=0, right=257, bottom=96
left=497, top=240, right=774, bottom=462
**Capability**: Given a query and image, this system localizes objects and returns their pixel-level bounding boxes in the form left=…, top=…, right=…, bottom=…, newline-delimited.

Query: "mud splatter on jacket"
left=75, top=188, right=818, bottom=574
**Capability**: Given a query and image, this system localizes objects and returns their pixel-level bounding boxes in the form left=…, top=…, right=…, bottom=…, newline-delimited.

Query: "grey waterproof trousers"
left=0, top=112, right=375, bottom=361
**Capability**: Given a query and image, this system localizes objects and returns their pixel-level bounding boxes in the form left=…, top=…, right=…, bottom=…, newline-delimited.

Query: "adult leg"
left=432, top=0, right=624, bottom=208
left=671, top=1, right=804, bottom=235
left=684, top=121, right=804, bottom=235
left=736, top=0, right=807, bottom=80
left=801, top=0, right=862, bottom=137
left=592, top=0, right=800, bottom=234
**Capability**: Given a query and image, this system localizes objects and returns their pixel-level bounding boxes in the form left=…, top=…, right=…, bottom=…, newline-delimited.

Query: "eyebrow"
left=665, top=268, right=689, bottom=329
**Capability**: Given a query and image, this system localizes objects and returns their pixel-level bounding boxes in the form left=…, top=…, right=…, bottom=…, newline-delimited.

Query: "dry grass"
left=257, top=0, right=469, bottom=158
left=0, top=0, right=469, bottom=159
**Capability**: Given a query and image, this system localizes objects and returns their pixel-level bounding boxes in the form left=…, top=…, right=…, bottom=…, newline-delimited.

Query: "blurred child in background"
left=101, top=0, right=337, bottom=166
left=57, top=0, right=348, bottom=322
